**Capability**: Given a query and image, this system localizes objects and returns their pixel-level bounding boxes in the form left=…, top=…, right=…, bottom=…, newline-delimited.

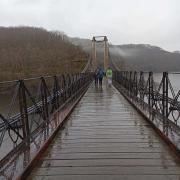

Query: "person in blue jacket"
left=97, top=67, right=104, bottom=86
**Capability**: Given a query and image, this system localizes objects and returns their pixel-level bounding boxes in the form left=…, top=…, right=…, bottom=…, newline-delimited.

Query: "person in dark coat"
left=97, top=67, right=104, bottom=86
left=94, top=67, right=99, bottom=85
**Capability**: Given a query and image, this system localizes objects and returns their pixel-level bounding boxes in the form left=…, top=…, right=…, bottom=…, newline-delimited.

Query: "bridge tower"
left=91, top=36, right=109, bottom=70
left=92, top=37, right=97, bottom=69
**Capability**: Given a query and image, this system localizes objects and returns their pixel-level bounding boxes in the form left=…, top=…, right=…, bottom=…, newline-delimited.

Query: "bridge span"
left=0, top=71, right=180, bottom=179
left=27, top=82, right=180, bottom=180
left=1, top=36, right=180, bottom=179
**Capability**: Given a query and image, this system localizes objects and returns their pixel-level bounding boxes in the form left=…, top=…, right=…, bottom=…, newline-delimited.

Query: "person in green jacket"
left=106, top=67, right=113, bottom=86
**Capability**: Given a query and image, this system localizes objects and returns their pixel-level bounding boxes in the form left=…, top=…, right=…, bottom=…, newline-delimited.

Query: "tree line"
left=0, top=26, right=88, bottom=81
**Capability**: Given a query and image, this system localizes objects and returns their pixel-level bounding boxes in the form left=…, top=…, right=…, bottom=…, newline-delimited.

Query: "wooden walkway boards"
left=28, top=83, right=180, bottom=180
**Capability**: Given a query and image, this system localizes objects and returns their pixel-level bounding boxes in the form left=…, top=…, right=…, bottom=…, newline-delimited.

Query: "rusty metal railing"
left=0, top=73, right=93, bottom=179
left=113, top=71, right=180, bottom=153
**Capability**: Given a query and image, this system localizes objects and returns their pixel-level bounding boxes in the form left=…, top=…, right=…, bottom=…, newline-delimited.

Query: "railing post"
left=67, top=74, right=71, bottom=99
left=40, top=77, right=49, bottom=122
left=139, top=71, right=144, bottom=102
left=62, top=75, right=66, bottom=102
left=119, top=71, right=121, bottom=84
left=122, top=72, right=125, bottom=87
left=125, top=72, right=128, bottom=89
left=162, top=72, right=169, bottom=135
left=148, top=72, right=154, bottom=120
left=133, top=71, right=138, bottom=96
left=72, top=75, right=76, bottom=95
left=148, top=72, right=153, bottom=107
left=129, top=71, right=132, bottom=97
left=53, top=76, right=60, bottom=110
left=19, top=80, right=30, bottom=145
left=128, top=72, right=130, bottom=91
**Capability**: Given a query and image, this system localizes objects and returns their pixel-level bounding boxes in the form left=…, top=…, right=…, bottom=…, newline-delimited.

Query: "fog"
left=109, top=46, right=136, bottom=58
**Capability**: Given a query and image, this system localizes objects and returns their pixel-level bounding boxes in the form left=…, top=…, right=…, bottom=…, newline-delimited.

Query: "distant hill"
left=69, top=37, right=180, bottom=72
left=110, top=44, right=180, bottom=72
left=0, top=27, right=88, bottom=81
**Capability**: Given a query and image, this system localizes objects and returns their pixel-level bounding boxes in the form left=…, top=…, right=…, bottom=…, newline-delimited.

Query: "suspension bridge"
left=0, top=36, right=180, bottom=180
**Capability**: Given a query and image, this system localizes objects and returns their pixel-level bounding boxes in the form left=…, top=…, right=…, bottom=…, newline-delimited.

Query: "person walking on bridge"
left=97, top=67, right=104, bottom=86
left=106, top=67, right=113, bottom=86
left=94, top=67, right=99, bottom=85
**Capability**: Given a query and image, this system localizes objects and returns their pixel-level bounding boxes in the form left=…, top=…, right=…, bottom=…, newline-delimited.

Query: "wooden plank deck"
left=27, top=82, right=180, bottom=180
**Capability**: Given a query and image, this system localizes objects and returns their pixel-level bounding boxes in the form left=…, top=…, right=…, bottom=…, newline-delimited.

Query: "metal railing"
left=113, top=71, right=180, bottom=152
left=0, top=73, right=93, bottom=179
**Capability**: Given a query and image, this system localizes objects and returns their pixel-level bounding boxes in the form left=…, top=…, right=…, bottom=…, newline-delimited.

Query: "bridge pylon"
left=91, top=36, right=109, bottom=70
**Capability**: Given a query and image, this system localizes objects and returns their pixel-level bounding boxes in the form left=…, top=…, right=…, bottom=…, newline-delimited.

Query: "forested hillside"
left=110, top=44, right=180, bottom=72
left=0, top=27, right=88, bottom=81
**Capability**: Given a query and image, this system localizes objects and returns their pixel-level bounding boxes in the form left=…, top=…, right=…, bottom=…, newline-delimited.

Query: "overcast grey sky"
left=0, top=0, right=180, bottom=51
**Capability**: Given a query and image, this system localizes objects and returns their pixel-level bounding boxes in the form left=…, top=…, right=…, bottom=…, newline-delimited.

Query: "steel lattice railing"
left=113, top=71, right=180, bottom=152
left=0, top=73, right=93, bottom=179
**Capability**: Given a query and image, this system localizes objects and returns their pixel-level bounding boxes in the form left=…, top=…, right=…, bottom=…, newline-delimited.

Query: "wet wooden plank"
left=28, top=83, right=180, bottom=180
left=31, top=166, right=180, bottom=176
left=37, top=158, right=178, bottom=167
left=31, top=166, right=180, bottom=175
left=28, top=175, right=180, bottom=180
left=49, top=142, right=163, bottom=148
left=42, top=152, right=175, bottom=160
